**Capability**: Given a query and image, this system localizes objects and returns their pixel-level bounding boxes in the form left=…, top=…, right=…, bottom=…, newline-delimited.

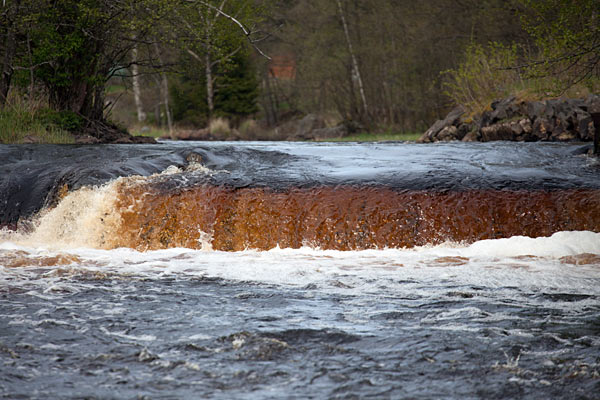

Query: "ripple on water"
left=0, top=232, right=599, bottom=399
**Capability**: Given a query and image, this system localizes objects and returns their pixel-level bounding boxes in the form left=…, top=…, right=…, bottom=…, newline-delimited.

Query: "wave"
left=2, top=164, right=600, bottom=251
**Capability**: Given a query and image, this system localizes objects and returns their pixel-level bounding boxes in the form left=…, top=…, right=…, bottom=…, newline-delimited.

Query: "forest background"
left=0, top=0, right=598, bottom=143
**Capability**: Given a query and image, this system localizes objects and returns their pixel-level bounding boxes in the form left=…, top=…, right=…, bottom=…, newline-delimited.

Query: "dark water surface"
left=1, top=247, right=599, bottom=399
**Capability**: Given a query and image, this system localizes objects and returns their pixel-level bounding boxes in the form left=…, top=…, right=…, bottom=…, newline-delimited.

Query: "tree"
left=0, top=0, right=20, bottom=106
left=213, top=49, right=259, bottom=122
left=335, top=0, right=368, bottom=122
left=519, top=0, right=599, bottom=91
left=1, top=0, right=267, bottom=138
left=263, top=0, right=526, bottom=132
left=171, top=0, right=265, bottom=120
left=0, top=0, right=172, bottom=134
left=170, top=47, right=258, bottom=126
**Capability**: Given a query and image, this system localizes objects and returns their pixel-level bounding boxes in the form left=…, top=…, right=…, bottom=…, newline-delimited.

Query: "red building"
left=268, top=55, right=296, bottom=80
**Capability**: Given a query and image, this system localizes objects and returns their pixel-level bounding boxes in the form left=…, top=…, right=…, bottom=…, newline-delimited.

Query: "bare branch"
left=186, top=0, right=271, bottom=59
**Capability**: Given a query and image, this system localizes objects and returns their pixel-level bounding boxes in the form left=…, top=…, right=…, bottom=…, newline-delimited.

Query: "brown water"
left=113, top=184, right=600, bottom=251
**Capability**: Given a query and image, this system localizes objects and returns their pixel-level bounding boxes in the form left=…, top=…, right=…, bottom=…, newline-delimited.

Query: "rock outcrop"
left=418, top=95, right=600, bottom=143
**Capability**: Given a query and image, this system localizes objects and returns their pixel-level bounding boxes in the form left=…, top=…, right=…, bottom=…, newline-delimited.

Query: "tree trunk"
left=336, top=0, right=368, bottom=121
left=0, top=28, right=16, bottom=106
left=0, top=0, right=20, bottom=107
left=592, top=112, right=600, bottom=155
left=262, top=75, right=277, bottom=126
left=205, top=49, right=215, bottom=118
left=154, top=43, right=173, bottom=138
left=131, top=43, right=146, bottom=122
left=161, top=72, right=173, bottom=135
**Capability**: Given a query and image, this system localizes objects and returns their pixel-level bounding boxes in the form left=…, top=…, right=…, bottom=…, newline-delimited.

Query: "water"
left=1, top=142, right=599, bottom=399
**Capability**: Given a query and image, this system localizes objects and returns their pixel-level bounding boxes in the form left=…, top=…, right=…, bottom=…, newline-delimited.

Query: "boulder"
left=543, top=99, right=559, bottom=120
left=435, top=125, right=457, bottom=141
left=532, top=118, right=552, bottom=140
left=461, top=129, right=479, bottom=142
left=585, top=94, right=600, bottom=114
left=554, top=130, right=578, bottom=141
left=421, top=96, right=597, bottom=143
left=417, top=105, right=464, bottom=143
left=443, top=105, right=466, bottom=126
left=519, top=118, right=533, bottom=135
left=576, top=113, right=593, bottom=140
left=509, top=120, right=524, bottom=137
left=418, top=119, right=445, bottom=142
left=489, top=96, right=517, bottom=122
left=481, top=123, right=517, bottom=142
left=455, top=123, right=473, bottom=141
left=527, top=101, right=545, bottom=120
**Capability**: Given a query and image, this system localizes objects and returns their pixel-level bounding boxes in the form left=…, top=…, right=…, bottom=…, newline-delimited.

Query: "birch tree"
left=336, top=0, right=368, bottom=121
left=131, top=42, right=147, bottom=123
left=174, top=0, right=263, bottom=121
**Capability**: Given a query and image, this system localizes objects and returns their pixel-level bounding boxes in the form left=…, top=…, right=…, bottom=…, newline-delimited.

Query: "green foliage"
left=170, top=50, right=259, bottom=127
left=320, top=132, right=421, bottom=143
left=38, top=109, right=84, bottom=132
left=0, top=104, right=75, bottom=144
left=214, top=51, right=259, bottom=122
left=443, top=42, right=527, bottom=114
left=518, top=0, right=600, bottom=92
left=443, top=0, right=599, bottom=114
left=1, top=0, right=268, bottom=141
left=24, top=0, right=113, bottom=114
left=170, top=73, right=209, bottom=127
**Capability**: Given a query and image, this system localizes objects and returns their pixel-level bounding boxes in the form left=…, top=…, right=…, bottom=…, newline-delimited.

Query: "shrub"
left=208, top=117, right=231, bottom=138
left=238, top=119, right=263, bottom=140
left=443, top=42, right=527, bottom=115
left=38, top=109, right=84, bottom=131
left=0, top=92, right=75, bottom=143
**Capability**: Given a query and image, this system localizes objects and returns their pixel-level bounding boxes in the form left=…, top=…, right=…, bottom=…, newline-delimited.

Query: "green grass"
left=318, top=132, right=421, bottom=142
left=0, top=108, right=75, bottom=144
left=127, top=126, right=423, bottom=142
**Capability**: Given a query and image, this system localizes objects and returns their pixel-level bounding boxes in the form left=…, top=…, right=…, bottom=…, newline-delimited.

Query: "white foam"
left=1, top=231, right=599, bottom=295
left=1, top=181, right=122, bottom=249
left=460, top=231, right=600, bottom=258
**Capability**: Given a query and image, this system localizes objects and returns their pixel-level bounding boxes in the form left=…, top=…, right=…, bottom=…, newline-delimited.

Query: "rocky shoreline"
left=417, top=95, right=600, bottom=145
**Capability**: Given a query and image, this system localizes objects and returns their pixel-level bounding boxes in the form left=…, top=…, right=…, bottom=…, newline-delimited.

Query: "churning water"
left=1, top=142, right=599, bottom=399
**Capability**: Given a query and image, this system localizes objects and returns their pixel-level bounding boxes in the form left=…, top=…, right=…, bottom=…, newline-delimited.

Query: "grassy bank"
left=129, top=125, right=169, bottom=139
left=0, top=105, right=75, bottom=144
left=321, top=132, right=421, bottom=142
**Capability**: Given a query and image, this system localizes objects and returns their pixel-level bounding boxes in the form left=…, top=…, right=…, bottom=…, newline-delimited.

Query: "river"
left=1, top=141, right=599, bottom=399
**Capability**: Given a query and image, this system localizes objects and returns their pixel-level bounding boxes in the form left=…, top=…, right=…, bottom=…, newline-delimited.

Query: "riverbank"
left=418, top=95, right=600, bottom=148
left=3, top=96, right=598, bottom=145
left=0, top=106, right=156, bottom=145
